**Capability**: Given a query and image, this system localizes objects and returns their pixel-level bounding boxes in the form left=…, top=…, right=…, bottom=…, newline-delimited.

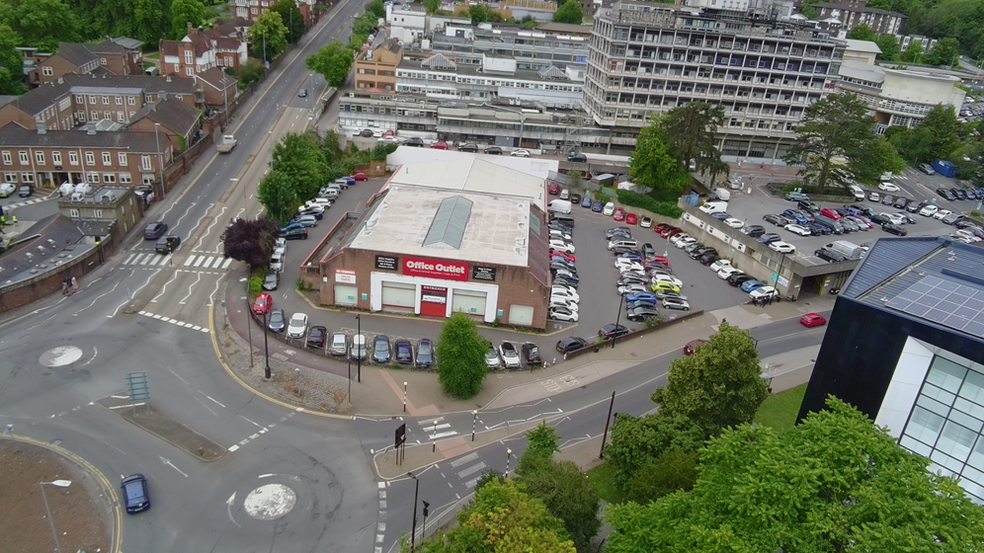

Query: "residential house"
left=127, top=96, right=203, bottom=152
left=33, top=39, right=144, bottom=87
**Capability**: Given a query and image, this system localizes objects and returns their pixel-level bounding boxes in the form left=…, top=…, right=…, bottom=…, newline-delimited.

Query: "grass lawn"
left=586, top=461, right=627, bottom=505
left=754, top=383, right=807, bottom=433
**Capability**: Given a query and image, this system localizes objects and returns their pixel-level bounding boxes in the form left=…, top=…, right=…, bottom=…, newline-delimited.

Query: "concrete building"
left=583, top=1, right=847, bottom=158
left=355, top=38, right=403, bottom=91
left=313, top=156, right=552, bottom=328
left=799, top=237, right=984, bottom=504
left=56, top=186, right=142, bottom=238
left=811, top=0, right=906, bottom=36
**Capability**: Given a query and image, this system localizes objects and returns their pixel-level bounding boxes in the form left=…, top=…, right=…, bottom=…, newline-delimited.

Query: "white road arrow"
left=159, top=455, right=188, bottom=477
left=226, top=492, right=241, bottom=527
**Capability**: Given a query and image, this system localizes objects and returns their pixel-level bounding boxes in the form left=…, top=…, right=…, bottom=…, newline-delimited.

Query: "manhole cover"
left=39, top=346, right=84, bottom=368
left=243, top=483, right=296, bottom=520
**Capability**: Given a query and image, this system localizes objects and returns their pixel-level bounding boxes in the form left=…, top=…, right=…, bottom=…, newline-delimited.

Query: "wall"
left=0, top=240, right=115, bottom=313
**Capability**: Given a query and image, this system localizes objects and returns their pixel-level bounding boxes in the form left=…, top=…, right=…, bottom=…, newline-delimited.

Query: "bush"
left=248, top=276, right=263, bottom=295
left=615, top=189, right=683, bottom=218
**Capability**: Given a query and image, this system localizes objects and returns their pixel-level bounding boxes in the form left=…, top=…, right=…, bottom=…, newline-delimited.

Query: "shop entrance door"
left=420, top=286, right=447, bottom=318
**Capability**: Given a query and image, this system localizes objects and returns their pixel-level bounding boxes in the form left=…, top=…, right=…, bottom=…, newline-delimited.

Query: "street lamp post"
left=356, top=315, right=361, bottom=382
left=403, top=381, right=408, bottom=413
left=244, top=278, right=254, bottom=369
left=612, top=297, right=624, bottom=349
left=40, top=480, right=72, bottom=553
left=263, top=309, right=271, bottom=379
left=471, top=410, right=478, bottom=441
left=154, top=122, right=164, bottom=200
left=408, top=472, right=420, bottom=551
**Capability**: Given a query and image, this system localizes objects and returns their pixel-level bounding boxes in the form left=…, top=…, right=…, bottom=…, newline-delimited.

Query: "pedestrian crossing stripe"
left=138, top=310, right=210, bottom=332
left=123, top=252, right=233, bottom=269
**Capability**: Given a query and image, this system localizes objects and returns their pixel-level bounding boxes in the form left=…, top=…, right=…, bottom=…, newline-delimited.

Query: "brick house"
left=33, top=39, right=144, bottom=87
left=354, top=39, right=403, bottom=92
left=159, top=23, right=248, bottom=77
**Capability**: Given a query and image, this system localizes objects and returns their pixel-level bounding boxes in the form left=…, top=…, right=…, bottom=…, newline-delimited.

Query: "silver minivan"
left=330, top=333, right=348, bottom=356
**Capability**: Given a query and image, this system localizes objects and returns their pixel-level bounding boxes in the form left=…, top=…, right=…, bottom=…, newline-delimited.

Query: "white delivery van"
left=699, top=201, right=728, bottom=214
left=849, top=185, right=865, bottom=202
left=712, top=187, right=731, bottom=201
left=548, top=199, right=572, bottom=214
left=74, top=182, right=93, bottom=195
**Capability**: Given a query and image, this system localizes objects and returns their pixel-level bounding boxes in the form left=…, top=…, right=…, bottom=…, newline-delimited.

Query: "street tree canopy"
left=658, top=102, right=728, bottom=184
left=248, top=10, right=289, bottom=62
left=269, top=0, right=305, bottom=44
left=306, top=40, right=354, bottom=88
left=256, top=170, right=298, bottom=224
left=269, top=132, right=328, bottom=201
left=552, top=0, right=583, bottom=24
left=516, top=451, right=601, bottom=552
left=605, top=398, right=984, bottom=553
left=435, top=312, right=488, bottom=398
left=221, top=217, right=280, bottom=269
left=629, top=115, right=692, bottom=197
left=782, top=93, right=877, bottom=190
left=920, top=103, right=962, bottom=161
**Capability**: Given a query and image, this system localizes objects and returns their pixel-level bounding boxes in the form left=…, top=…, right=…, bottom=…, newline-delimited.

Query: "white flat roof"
left=350, top=184, right=531, bottom=266
left=386, top=156, right=547, bottom=210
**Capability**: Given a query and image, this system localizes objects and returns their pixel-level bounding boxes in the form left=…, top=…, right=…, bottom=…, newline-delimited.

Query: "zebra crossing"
left=417, top=416, right=458, bottom=443
left=122, top=252, right=234, bottom=270
left=450, top=452, right=488, bottom=490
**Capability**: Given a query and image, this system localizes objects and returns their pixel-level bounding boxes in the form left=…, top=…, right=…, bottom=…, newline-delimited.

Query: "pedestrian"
left=71, top=276, right=78, bottom=292
left=62, top=277, right=70, bottom=295
left=768, top=295, right=773, bottom=306
left=760, top=162, right=765, bottom=169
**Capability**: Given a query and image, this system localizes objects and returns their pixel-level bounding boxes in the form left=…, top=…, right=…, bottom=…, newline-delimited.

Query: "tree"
left=269, top=0, right=305, bottom=44
left=625, top=446, right=699, bottom=504
left=306, top=40, right=354, bottom=88
left=658, top=102, right=727, bottom=182
left=435, top=312, right=487, bottom=398
left=516, top=453, right=601, bottom=552
left=423, top=0, right=442, bottom=14
left=238, top=57, right=265, bottom=87
left=888, top=125, right=934, bottom=165
left=875, top=34, right=900, bottom=61
left=365, top=0, right=385, bottom=19
left=0, top=25, right=27, bottom=95
left=846, top=24, right=876, bottom=42
left=782, top=93, right=875, bottom=190
left=552, top=0, right=582, bottom=24
left=918, top=103, right=962, bottom=161
left=928, top=37, right=960, bottom=67
left=0, top=0, right=79, bottom=52
left=221, top=217, right=281, bottom=269
left=605, top=398, right=984, bottom=553
left=256, top=170, right=298, bottom=224
left=467, top=4, right=501, bottom=24
left=269, top=132, right=328, bottom=200
left=408, top=479, right=575, bottom=553
left=248, top=10, right=289, bottom=62
left=171, top=0, right=206, bottom=39
left=629, top=115, right=692, bottom=198
left=650, top=322, right=767, bottom=438
left=605, top=411, right=706, bottom=489
left=525, top=420, right=560, bottom=456
left=900, top=40, right=923, bottom=63
left=848, top=135, right=906, bottom=183
left=133, top=0, right=172, bottom=44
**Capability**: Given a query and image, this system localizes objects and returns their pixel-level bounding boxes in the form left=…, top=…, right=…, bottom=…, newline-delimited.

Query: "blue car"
left=280, top=222, right=305, bottom=233
left=625, top=291, right=657, bottom=304
left=581, top=196, right=592, bottom=208
left=741, top=280, right=766, bottom=293
left=592, top=201, right=603, bottom=212
left=782, top=210, right=807, bottom=224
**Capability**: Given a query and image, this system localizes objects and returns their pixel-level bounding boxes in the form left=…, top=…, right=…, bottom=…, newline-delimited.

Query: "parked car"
left=627, top=305, right=660, bottom=322
left=878, top=181, right=900, bottom=192
left=592, top=201, right=603, bottom=212
left=882, top=223, right=908, bottom=236
left=267, top=308, right=286, bottom=333
left=394, top=339, right=414, bottom=365
left=613, top=207, right=626, bottom=221
left=17, top=185, right=32, bottom=197
left=431, top=141, right=449, bottom=150
left=287, top=312, right=309, bottom=338
left=121, top=474, right=150, bottom=514
left=603, top=202, right=615, bottom=216
left=741, top=280, right=766, bottom=292
left=763, top=213, right=790, bottom=227
left=499, top=341, right=522, bottom=368
left=521, top=342, right=542, bottom=366
left=404, top=137, right=425, bottom=147
left=458, top=143, right=479, bottom=152
left=756, top=233, right=782, bottom=244
left=306, top=326, right=328, bottom=348
left=661, top=297, right=690, bottom=311
left=484, top=146, right=503, bottom=155
left=626, top=213, right=638, bottom=225
left=372, top=335, right=392, bottom=363
left=548, top=305, right=579, bottom=322
left=330, top=333, right=348, bottom=356
left=252, top=292, right=272, bottom=315
left=741, top=225, right=766, bottom=238
left=484, top=344, right=502, bottom=368
left=918, top=162, right=936, bottom=175
left=749, top=286, right=779, bottom=301
left=556, top=337, right=588, bottom=353
left=769, top=241, right=796, bottom=254
left=784, top=224, right=811, bottom=237
left=415, top=339, right=434, bottom=368
left=510, top=148, right=531, bottom=157
left=262, top=272, right=280, bottom=291
left=599, top=324, right=630, bottom=340
left=350, top=172, right=368, bottom=181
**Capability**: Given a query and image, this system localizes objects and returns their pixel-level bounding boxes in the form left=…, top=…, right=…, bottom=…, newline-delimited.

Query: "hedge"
left=615, top=189, right=684, bottom=219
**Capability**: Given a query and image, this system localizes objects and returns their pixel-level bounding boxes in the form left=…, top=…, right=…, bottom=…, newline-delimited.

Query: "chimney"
left=187, top=22, right=194, bottom=36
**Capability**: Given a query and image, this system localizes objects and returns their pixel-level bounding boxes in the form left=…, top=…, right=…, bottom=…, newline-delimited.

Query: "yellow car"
left=650, top=281, right=681, bottom=294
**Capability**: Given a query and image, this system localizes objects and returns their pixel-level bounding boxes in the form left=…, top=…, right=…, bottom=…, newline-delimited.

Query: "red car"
left=548, top=182, right=560, bottom=195
left=800, top=313, right=827, bottom=327
left=383, top=129, right=395, bottom=138
left=648, top=255, right=669, bottom=267
left=820, top=207, right=841, bottom=220
left=683, top=339, right=709, bottom=356
left=626, top=213, right=638, bottom=225
left=252, top=292, right=272, bottom=315
left=350, top=172, right=368, bottom=181
left=653, top=223, right=671, bottom=233
left=613, top=207, right=626, bottom=221
left=551, top=252, right=576, bottom=262
left=431, top=141, right=449, bottom=150
left=660, top=226, right=682, bottom=238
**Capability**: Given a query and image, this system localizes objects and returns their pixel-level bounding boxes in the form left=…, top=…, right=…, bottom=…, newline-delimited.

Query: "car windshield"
left=418, top=343, right=432, bottom=357
left=375, top=339, right=388, bottom=352
left=485, top=349, right=497, bottom=359
left=270, top=312, right=283, bottom=324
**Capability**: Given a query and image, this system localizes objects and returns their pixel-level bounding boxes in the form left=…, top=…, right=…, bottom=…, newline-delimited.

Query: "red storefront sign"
left=403, top=256, right=469, bottom=281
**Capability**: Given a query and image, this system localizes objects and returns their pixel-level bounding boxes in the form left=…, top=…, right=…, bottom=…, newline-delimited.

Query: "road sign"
left=394, top=423, right=406, bottom=449
left=127, top=372, right=149, bottom=401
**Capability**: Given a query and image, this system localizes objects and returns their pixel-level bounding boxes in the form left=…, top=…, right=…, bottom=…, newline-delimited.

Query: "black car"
left=144, top=221, right=168, bottom=240
left=741, top=225, right=766, bottom=238
left=869, top=213, right=891, bottom=225
left=262, top=271, right=280, bottom=291
left=360, top=128, right=374, bottom=137
left=806, top=222, right=830, bottom=235
left=404, top=137, right=425, bottom=147
left=896, top=212, right=917, bottom=225
left=521, top=342, right=542, bottom=366
left=599, top=324, right=630, bottom=340
left=617, top=275, right=648, bottom=287
left=307, top=326, right=328, bottom=348
left=568, top=153, right=587, bottom=163
left=298, top=88, right=308, bottom=97
left=554, top=276, right=579, bottom=289
left=394, top=339, right=414, bottom=365
left=281, top=228, right=308, bottom=240
left=894, top=197, right=909, bottom=209
left=699, top=253, right=719, bottom=265
left=484, top=146, right=503, bottom=155
left=155, top=235, right=180, bottom=254
left=966, top=189, right=978, bottom=200
left=415, top=339, right=434, bottom=368
left=729, top=274, right=755, bottom=287
left=907, top=200, right=926, bottom=213
left=571, top=193, right=582, bottom=204
left=953, top=188, right=968, bottom=201
left=458, top=143, right=479, bottom=152
left=756, top=233, right=782, bottom=244
left=763, top=213, right=790, bottom=227
left=815, top=248, right=846, bottom=262
left=689, top=247, right=716, bottom=260
left=882, top=223, right=908, bottom=236
left=627, top=306, right=660, bottom=322
left=372, top=335, right=391, bottom=363
left=798, top=201, right=820, bottom=215
left=625, top=299, right=657, bottom=310
left=881, top=195, right=895, bottom=206
left=121, top=474, right=150, bottom=514
left=849, top=204, right=876, bottom=217
left=556, top=336, right=588, bottom=353
left=17, top=185, right=32, bottom=197
left=710, top=212, right=731, bottom=221
left=606, top=227, right=632, bottom=239
left=268, top=308, right=286, bottom=332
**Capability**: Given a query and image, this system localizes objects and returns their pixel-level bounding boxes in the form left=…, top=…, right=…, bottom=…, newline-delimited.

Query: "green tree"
left=888, top=125, right=935, bottom=165
left=605, top=398, right=984, bottom=553
left=365, top=0, right=385, bottom=19
left=467, top=4, right=501, bottom=24
left=0, top=25, right=27, bottom=95
left=435, top=312, right=487, bottom=399
left=658, top=102, right=727, bottom=183
left=269, top=0, right=305, bottom=44
left=900, top=40, right=923, bottom=63
left=352, top=12, right=377, bottom=37
left=605, top=411, right=706, bottom=489
left=370, top=142, right=397, bottom=161
left=133, top=0, right=172, bottom=44
left=0, top=0, right=79, bottom=52
left=238, top=57, right=265, bottom=87
left=171, top=0, right=206, bottom=39
left=525, top=420, right=561, bottom=456
left=256, top=170, right=298, bottom=224
left=306, top=40, right=353, bottom=87
left=248, top=10, right=289, bottom=62
left=629, top=115, right=692, bottom=198
left=270, top=132, right=329, bottom=200
left=423, top=0, right=442, bottom=14
left=409, top=479, right=575, bottom=553
left=846, top=23, right=876, bottom=42
left=848, top=135, right=906, bottom=183
left=875, top=33, right=900, bottom=61
left=221, top=217, right=281, bottom=269
left=519, top=14, right=539, bottom=28
left=782, top=93, right=875, bottom=190
left=918, top=103, right=962, bottom=161
left=650, top=322, right=767, bottom=438
left=516, top=453, right=601, bottom=552
left=625, top=446, right=699, bottom=504
left=928, top=37, right=960, bottom=66
left=552, top=0, right=582, bottom=24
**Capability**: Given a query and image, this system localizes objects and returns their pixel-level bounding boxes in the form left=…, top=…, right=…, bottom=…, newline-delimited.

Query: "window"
left=85, top=152, right=95, bottom=165
left=115, top=95, right=123, bottom=105
left=118, top=152, right=127, bottom=166
left=52, top=152, right=61, bottom=165
left=141, top=155, right=153, bottom=171
left=88, top=95, right=96, bottom=103
left=75, top=95, right=84, bottom=103
left=93, top=209, right=103, bottom=218
left=21, top=172, right=34, bottom=183
left=102, top=152, right=111, bottom=166
left=184, top=50, right=193, bottom=64
left=119, top=173, right=132, bottom=184
left=117, top=112, right=125, bottom=122
left=70, top=208, right=80, bottom=218
left=69, top=151, right=79, bottom=165
left=35, top=151, right=45, bottom=165
left=18, top=151, right=28, bottom=164
left=101, top=95, right=109, bottom=104
left=4, top=172, right=16, bottom=182
left=103, top=173, right=116, bottom=183
left=104, top=111, right=111, bottom=119
left=127, top=96, right=135, bottom=106
left=185, top=67, right=193, bottom=76
left=86, top=172, right=99, bottom=183
left=42, top=66, right=53, bottom=76
left=1, top=151, right=10, bottom=164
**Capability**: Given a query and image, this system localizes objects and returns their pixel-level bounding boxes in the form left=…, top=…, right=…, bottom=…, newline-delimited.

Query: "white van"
left=849, top=184, right=865, bottom=202
left=270, top=252, right=284, bottom=272
left=699, top=201, right=728, bottom=214
left=548, top=199, right=572, bottom=214
left=608, top=239, right=639, bottom=251
left=712, top=187, right=731, bottom=201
